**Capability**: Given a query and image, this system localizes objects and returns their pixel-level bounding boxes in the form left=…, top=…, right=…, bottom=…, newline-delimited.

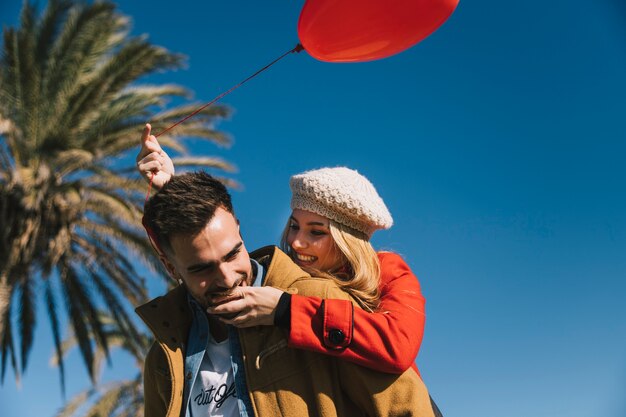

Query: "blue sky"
left=1, top=0, right=626, bottom=416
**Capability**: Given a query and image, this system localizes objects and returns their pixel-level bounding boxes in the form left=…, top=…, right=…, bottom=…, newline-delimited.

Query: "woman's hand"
left=207, top=286, right=284, bottom=327
left=136, top=123, right=174, bottom=189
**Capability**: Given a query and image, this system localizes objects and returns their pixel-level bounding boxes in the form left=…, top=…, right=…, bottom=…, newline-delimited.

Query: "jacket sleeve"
left=288, top=252, right=426, bottom=374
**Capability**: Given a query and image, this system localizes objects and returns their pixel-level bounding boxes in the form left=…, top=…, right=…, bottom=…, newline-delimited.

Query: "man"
left=138, top=171, right=434, bottom=417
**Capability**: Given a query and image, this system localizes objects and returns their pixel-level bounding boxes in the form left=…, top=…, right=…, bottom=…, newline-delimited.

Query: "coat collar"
left=250, top=245, right=310, bottom=289
left=135, top=284, right=192, bottom=349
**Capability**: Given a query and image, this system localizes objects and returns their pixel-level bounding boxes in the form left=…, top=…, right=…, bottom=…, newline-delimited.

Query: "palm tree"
left=52, top=313, right=149, bottom=417
left=0, top=0, right=235, bottom=392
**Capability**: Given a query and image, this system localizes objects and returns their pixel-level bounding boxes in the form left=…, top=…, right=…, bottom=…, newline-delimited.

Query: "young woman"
left=136, top=124, right=431, bottom=379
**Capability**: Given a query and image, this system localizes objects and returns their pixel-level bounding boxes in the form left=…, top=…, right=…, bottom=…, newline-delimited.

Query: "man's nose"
left=215, top=263, right=241, bottom=289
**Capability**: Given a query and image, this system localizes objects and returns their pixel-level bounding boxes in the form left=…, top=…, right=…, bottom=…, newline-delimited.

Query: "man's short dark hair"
left=143, top=171, right=234, bottom=254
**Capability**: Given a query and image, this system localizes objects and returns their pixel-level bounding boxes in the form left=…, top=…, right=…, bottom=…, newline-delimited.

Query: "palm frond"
left=73, top=228, right=161, bottom=287
left=16, top=2, right=41, bottom=147
left=69, top=263, right=112, bottom=362
left=88, top=275, right=146, bottom=359
left=0, top=0, right=237, bottom=389
left=52, top=312, right=148, bottom=417
left=18, top=276, right=36, bottom=371
left=83, top=188, right=139, bottom=225
left=173, top=156, right=237, bottom=173
left=61, top=263, right=96, bottom=383
left=53, top=149, right=94, bottom=177
left=0, top=304, right=19, bottom=384
left=86, top=381, right=128, bottom=417
left=35, top=1, right=72, bottom=67
left=45, top=2, right=117, bottom=107
left=54, top=386, right=97, bottom=417
left=44, top=278, right=66, bottom=396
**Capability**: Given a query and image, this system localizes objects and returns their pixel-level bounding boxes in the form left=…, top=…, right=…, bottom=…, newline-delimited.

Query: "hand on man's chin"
left=205, top=285, right=246, bottom=320
left=208, top=290, right=243, bottom=307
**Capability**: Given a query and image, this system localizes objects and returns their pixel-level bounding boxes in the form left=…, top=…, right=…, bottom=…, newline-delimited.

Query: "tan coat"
left=137, top=246, right=434, bottom=417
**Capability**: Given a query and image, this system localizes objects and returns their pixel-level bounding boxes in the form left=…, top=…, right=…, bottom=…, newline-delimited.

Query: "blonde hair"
left=280, top=218, right=380, bottom=311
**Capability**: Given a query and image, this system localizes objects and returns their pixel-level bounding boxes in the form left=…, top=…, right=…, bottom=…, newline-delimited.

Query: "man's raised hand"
left=136, top=124, right=175, bottom=189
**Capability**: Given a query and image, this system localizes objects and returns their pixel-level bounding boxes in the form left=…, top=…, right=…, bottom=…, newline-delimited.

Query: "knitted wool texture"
left=290, top=167, right=393, bottom=238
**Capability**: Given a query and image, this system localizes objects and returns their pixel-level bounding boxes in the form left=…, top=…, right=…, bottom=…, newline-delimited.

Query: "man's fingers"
left=137, top=124, right=163, bottom=160
left=137, top=151, right=165, bottom=169
left=207, top=297, right=246, bottom=314
left=141, top=123, right=152, bottom=144
left=209, top=288, right=247, bottom=306
left=140, top=135, right=161, bottom=153
left=138, top=160, right=163, bottom=174
left=142, top=151, right=166, bottom=164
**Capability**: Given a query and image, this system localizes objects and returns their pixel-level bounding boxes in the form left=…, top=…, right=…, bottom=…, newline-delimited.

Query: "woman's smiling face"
left=286, top=209, right=345, bottom=272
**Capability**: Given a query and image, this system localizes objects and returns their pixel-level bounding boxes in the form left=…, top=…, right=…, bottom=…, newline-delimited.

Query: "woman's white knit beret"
left=290, top=167, right=393, bottom=238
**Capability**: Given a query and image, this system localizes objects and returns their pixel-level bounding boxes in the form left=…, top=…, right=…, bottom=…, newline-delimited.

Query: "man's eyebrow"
left=222, top=241, right=243, bottom=261
left=186, top=242, right=243, bottom=272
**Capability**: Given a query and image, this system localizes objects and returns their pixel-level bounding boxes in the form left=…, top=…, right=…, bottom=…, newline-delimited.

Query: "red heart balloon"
left=298, top=0, right=459, bottom=63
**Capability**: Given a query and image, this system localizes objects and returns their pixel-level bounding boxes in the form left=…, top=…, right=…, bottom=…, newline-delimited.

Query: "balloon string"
left=154, top=43, right=304, bottom=138
left=143, top=44, right=304, bottom=257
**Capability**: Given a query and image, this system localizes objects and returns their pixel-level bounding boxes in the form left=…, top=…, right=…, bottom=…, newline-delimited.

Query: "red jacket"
left=288, top=252, right=426, bottom=374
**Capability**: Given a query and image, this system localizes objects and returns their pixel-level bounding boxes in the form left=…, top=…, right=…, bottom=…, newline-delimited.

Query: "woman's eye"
left=289, top=224, right=299, bottom=231
left=311, top=230, right=326, bottom=236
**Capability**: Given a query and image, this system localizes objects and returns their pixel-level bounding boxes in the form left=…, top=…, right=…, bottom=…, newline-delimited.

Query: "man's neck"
left=207, top=314, right=228, bottom=342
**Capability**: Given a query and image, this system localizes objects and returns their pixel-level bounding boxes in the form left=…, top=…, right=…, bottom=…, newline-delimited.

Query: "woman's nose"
left=291, top=232, right=308, bottom=249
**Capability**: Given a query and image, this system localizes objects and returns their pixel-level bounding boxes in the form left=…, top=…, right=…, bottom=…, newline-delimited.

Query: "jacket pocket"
left=243, top=333, right=327, bottom=391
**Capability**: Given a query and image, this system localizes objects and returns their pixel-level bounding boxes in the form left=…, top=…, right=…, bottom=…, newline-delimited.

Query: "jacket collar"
left=135, top=285, right=192, bottom=349
left=250, top=246, right=310, bottom=289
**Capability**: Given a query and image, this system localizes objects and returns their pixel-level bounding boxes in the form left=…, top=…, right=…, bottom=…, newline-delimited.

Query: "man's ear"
left=159, top=255, right=183, bottom=285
